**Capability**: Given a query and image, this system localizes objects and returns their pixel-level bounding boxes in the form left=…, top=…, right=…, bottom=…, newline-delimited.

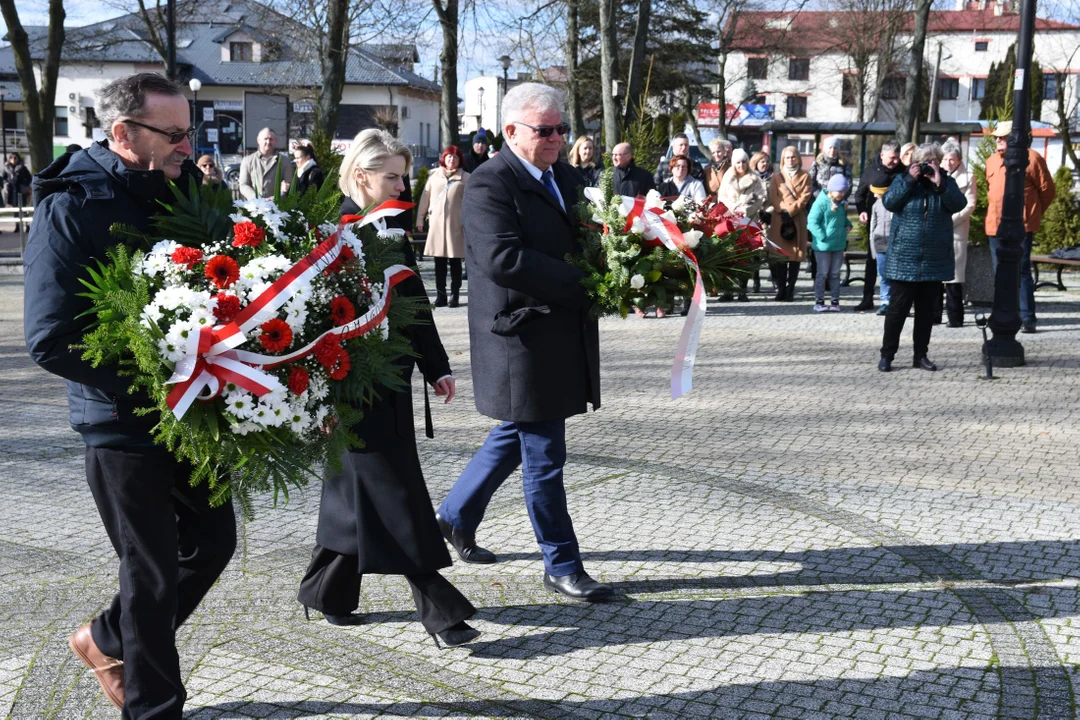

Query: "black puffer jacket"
left=882, top=172, right=968, bottom=283
left=854, top=158, right=903, bottom=216
left=810, top=155, right=851, bottom=199
left=23, top=141, right=202, bottom=447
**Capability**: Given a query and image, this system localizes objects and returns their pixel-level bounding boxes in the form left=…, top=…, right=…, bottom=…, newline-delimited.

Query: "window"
left=54, top=106, right=68, bottom=136
left=970, top=78, right=987, bottom=100
left=1043, top=73, right=1059, bottom=100
left=747, top=57, right=768, bottom=80
left=785, top=95, right=807, bottom=118
left=881, top=76, right=906, bottom=100
left=230, top=41, right=253, bottom=61
left=938, top=78, right=960, bottom=100
left=841, top=75, right=857, bottom=107
left=788, top=57, right=810, bottom=81
left=975, top=40, right=989, bottom=51
left=84, top=107, right=97, bottom=138
left=751, top=94, right=767, bottom=105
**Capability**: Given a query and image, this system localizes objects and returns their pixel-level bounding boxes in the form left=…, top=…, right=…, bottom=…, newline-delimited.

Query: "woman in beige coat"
left=767, top=145, right=813, bottom=302
left=417, top=146, right=469, bottom=307
left=941, top=142, right=977, bottom=327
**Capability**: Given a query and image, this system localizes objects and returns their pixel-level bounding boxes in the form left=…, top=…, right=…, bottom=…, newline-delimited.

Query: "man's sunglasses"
left=122, top=119, right=196, bottom=145
left=514, top=121, right=570, bottom=138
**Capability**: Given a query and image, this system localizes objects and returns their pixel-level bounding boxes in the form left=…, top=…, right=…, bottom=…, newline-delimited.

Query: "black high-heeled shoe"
left=303, top=606, right=364, bottom=626
left=429, top=621, right=481, bottom=649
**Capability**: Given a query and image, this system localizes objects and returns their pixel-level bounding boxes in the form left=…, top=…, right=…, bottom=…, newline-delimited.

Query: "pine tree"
left=1035, top=166, right=1080, bottom=253
left=968, top=122, right=1000, bottom=247
left=979, top=43, right=1042, bottom=121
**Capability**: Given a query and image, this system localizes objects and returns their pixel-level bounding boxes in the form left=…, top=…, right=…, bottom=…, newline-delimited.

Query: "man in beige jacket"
left=239, top=127, right=293, bottom=199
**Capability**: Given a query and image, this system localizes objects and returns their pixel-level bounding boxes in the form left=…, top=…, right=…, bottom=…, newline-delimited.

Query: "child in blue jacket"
left=807, top=174, right=853, bottom=311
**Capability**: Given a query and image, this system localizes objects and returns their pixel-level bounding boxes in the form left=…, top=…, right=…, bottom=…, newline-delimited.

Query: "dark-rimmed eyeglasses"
left=513, top=121, right=570, bottom=138
left=121, top=119, right=195, bottom=145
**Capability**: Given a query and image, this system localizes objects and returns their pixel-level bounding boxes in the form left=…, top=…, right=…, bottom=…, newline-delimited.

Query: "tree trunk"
left=315, top=0, right=349, bottom=138
left=1056, top=71, right=1079, bottom=169
left=897, top=0, right=931, bottom=143
left=623, top=0, right=651, bottom=127
left=599, top=0, right=620, bottom=147
left=682, top=85, right=706, bottom=149
left=434, top=0, right=459, bottom=148
left=0, top=0, right=64, bottom=172
left=716, top=51, right=728, bottom=139
left=565, top=0, right=586, bottom=137
left=855, top=73, right=865, bottom=122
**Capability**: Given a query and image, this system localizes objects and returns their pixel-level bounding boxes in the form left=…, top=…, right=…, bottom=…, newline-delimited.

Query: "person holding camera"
left=878, top=143, right=968, bottom=372
left=767, top=145, right=812, bottom=302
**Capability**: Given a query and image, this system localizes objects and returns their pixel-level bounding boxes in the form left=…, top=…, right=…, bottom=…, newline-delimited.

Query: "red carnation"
left=329, top=296, right=356, bottom=326
left=259, top=318, right=293, bottom=352
left=232, top=221, right=265, bottom=248
left=212, top=293, right=242, bottom=323
left=287, top=366, right=310, bottom=395
left=328, top=347, right=351, bottom=380
left=204, top=255, right=240, bottom=289
left=324, top=246, right=356, bottom=275
left=314, top=335, right=342, bottom=368
left=171, top=246, right=204, bottom=269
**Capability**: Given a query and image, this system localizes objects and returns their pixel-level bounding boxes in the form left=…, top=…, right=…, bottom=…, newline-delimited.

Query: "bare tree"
left=598, top=0, right=620, bottom=146
left=623, top=0, right=652, bottom=127
left=565, top=0, right=587, bottom=136
left=0, top=0, right=65, bottom=172
left=433, top=0, right=459, bottom=147
left=897, top=0, right=931, bottom=143
left=825, top=0, right=910, bottom=122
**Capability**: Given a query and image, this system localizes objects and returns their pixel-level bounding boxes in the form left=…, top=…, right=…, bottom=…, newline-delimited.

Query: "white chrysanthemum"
left=308, top=375, right=329, bottom=402
left=229, top=420, right=260, bottom=436
left=141, top=303, right=164, bottom=328
left=671, top=196, right=687, bottom=212
left=157, top=336, right=186, bottom=364
left=338, top=226, right=368, bottom=271
left=682, top=229, right=703, bottom=249
left=283, top=297, right=309, bottom=329
left=154, top=285, right=200, bottom=312
left=313, top=404, right=330, bottom=427
left=630, top=274, right=645, bottom=290
left=223, top=391, right=256, bottom=419
left=286, top=405, right=312, bottom=434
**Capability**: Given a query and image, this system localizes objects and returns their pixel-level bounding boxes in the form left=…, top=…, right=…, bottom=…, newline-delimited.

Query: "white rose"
left=630, top=274, right=645, bottom=289
left=671, top=196, right=686, bottom=212
left=645, top=189, right=665, bottom=209
left=682, top=230, right=703, bottom=249
left=630, top=216, right=645, bottom=235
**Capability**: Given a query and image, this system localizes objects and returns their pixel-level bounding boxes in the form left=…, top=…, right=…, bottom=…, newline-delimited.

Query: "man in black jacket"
left=853, top=139, right=903, bottom=312
left=435, top=83, right=613, bottom=602
left=611, top=142, right=655, bottom=197
left=23, top=73, right=235, bottom=719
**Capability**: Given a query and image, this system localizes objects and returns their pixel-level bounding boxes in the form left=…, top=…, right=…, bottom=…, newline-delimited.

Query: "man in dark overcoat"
left=435, top=82, right=613, bottom=602
left=23, top=73, right=235, bottom=718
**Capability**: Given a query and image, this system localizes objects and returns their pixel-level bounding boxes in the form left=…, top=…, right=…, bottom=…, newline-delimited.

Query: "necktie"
left=542, top=170, right=564, bottom=211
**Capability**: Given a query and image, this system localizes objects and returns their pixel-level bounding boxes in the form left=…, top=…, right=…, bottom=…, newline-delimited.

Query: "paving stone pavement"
left=2, top=267, right=1080, bottom=720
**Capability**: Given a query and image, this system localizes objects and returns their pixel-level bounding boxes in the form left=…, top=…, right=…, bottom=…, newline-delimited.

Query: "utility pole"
left=166, top=0, right=176, bottom=80
left=926, top=43, right=943, bottom=124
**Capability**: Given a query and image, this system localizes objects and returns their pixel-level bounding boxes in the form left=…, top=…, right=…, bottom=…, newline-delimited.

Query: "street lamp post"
left=188, top=78, right=202, bottom=149
left=983, top=0, right=1036, bottom=368
left=0, top=86, right=7, bottom=164
left=478, top=86, right=485, bottom=131
left=497, top=55, right=512, bottom=135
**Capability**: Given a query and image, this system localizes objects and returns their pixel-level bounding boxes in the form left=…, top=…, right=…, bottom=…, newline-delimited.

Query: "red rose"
left=258, top=318, right=293, bottom=352
left=328, top=347, right=351, bottom=380
left=314, top=335, right=342, bottom=368
left=232, top=221, right=265, bottom=248
left=287, top=366, right=310, bottom=394
left=204, top=255, right=240, bottom=289
left=171, top=246, right=204, bottom=269
left=212, top=293, right=241, bottom=323
left=329, top=296, right=356, bottom=326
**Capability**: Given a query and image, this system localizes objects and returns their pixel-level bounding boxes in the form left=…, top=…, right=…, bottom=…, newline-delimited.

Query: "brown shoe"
left=69, top=624, right=124, bottom=709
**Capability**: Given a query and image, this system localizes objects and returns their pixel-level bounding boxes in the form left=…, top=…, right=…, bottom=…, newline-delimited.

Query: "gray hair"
left=912, top=142, right=944, bottom=165
left=941, top=141, right=963, bottom=159
left=96, top=73, right=184, bottom=141
left=257, top=127, right=277, bottom=139
left=338, top=128, right=413, bottom=200
left=880, top=140, right=900, bottom=155
left=709, top=138, right=732, bottom=153
left=502, top=83, right=564, bottom=127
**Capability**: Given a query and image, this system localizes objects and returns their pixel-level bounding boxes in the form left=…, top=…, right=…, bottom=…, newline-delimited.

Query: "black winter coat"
left=295, top=162, right=325, bottom=195
left=23, top=141, right=203, bottom=447
left=854, top=159, right=902, bottom=216
left=462, top=148, right=600, bottom=422
left=882, top=173, right=968, bottom=283
left=613, top=161, right=655, bottom=197
left=314, top=202, right=452, bottom=573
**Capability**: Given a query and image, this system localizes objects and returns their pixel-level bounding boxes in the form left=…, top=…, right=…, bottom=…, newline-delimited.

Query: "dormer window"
left=230, top=42, right=253, bottom=61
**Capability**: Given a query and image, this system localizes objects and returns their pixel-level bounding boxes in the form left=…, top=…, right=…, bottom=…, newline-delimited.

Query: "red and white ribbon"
left=164, top=201, right=415, bottom=419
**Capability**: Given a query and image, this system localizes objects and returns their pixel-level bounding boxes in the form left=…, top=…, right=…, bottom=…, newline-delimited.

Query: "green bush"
left=1034, top=165, right=1080, bottom=254
left=968, top=125, right=999, bottom=247
left=413, top=165, right=430, bottom=204
left=308, top=123, right=342, bottom=180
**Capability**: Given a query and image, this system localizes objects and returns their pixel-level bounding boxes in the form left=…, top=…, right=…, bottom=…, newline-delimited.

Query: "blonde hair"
left=338, top=128, right=413, bottom=200
left=568, top=136, right=597, bottom=168
left=749, top=151, right=770, bottom=171
left=709, top=138, right=732, bottom=153
left=780, top=145, right=801, bottom=163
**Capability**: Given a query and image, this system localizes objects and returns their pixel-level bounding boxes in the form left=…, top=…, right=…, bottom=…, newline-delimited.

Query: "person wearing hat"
left=852, top=139, right=903, bottom=311
left=868, top=182, right=894, bottom=315
left=984, top=121, right=1056, bottom=334
left=465, top=129, right=490, bottom=173
left=807, top=174, right=853, bottom=311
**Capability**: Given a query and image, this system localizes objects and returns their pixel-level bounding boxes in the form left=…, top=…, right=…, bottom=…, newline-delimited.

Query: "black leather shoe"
left=878, top=357, right=892, bottom=372
left=543, top=572, right=614, bottom=602
left=448, top=293, right=460, bottom=308
left=325, top=613, right=365, bottom=626
left=914, top=357, right=937, bottom=371
left=947, top=321, right=963, bottom=328
left=1021, top=322, right=1036, bottom=334
left=436, top=514, right=496, bottom=564
left=434, top=293, right=448, bottom=307
left=854, top=300, right=875, bottom=312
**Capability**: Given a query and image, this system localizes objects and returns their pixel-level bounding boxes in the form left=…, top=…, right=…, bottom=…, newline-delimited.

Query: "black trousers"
left=296, top=545, right=475, bottom=635
left=861, top=254, right=878, bottom=304
left=433, top=257, right=462, bottom=297
left=86, top=446, right=236, bottom=720
left=941, top=283, right=964, bottom=325
left=769, top=261, right=800, bottom=298
left=880, top=280, right=941, bottom=361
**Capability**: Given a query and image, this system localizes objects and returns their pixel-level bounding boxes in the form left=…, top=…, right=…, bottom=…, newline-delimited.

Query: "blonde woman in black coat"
left=297, top=129, right=480, bottom=649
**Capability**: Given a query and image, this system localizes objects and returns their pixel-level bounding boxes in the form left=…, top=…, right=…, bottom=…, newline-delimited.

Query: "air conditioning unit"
left=68, top=91, right=81, bottom=104
left=69, top=105, right=80, bottom=115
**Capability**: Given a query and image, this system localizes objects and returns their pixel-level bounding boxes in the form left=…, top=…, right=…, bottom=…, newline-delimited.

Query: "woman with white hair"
left=703, top=138, right=732, bottom=196
left=940, top=141, right=977, bottom=327
left=298, top=128, right=481, bottom=648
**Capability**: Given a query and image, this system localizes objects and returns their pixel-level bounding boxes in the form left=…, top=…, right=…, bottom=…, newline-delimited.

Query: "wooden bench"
left=1032, top=254, right=1080, bottom=291
left=841, top=250, right=869, bottom=286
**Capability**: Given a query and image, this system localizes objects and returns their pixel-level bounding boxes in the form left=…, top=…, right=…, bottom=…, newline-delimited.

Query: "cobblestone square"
left=2, top=267, right=1079, bottom=719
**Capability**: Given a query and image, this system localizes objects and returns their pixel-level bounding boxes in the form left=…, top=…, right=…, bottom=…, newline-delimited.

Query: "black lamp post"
left=983, top=0, right=1036, bottom=368
left=188, top=78, right=201, bottom=149
left=498, top=55, right=512, bottom=134
left=0, top=86, right=7, bottom=163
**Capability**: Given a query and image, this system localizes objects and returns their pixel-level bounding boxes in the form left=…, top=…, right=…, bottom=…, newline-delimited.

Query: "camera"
left=918, top=162, right=935, bottom=177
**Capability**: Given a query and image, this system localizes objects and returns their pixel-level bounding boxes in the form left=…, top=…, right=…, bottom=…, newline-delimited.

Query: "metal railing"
left=0, top=205, right=34, bottom=259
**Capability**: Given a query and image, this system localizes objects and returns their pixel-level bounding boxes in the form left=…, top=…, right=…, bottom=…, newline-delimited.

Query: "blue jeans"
left=437, top=420, right=583, bottom=576
left=989, top=232, right=1036, bottom=323
left=876, top=253, right=891, bottom=305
